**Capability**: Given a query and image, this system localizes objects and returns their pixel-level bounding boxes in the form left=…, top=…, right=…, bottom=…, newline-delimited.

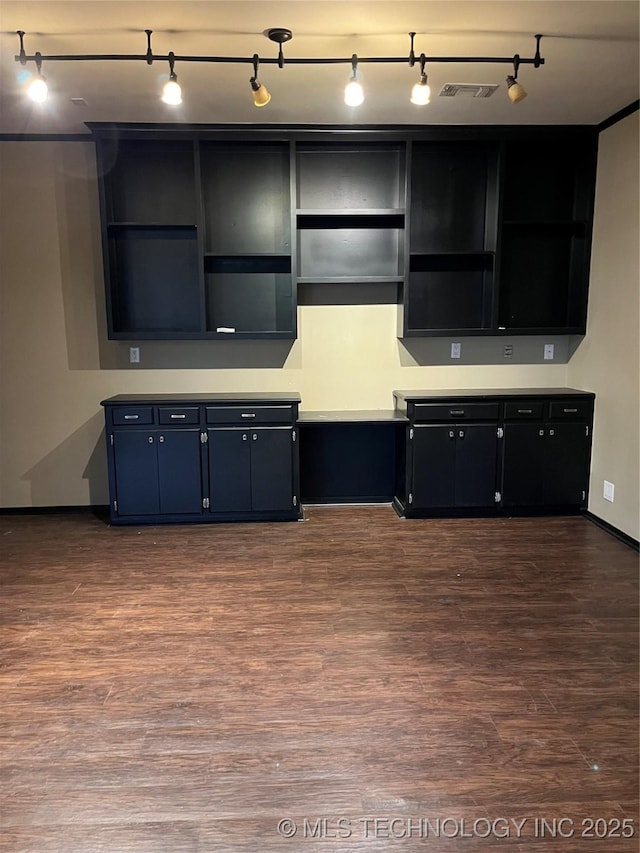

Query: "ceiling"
left=1, top=1, right=638, bottom=135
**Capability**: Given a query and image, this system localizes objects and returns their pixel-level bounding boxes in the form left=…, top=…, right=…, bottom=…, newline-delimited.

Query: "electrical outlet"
left=603, top=480, right=615, bottom=502
left=543, top=343, right=554, bottom=360
left=129, top=346, right=140, bottom=364
left=451, top=342, right=461, bottom=359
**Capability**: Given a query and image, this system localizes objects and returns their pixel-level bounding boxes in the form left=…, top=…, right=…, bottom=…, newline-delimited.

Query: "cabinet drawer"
left=206, top=405, right=294, bottom=425
left=504, top=401, right=545, bottom=420
left=412, top=402, right=500, bottom=422
left=548, top=400, right=591, bottom=420
left=112, top=406, right=154, bottom=425
left=158, top=406, right=200, bottom=425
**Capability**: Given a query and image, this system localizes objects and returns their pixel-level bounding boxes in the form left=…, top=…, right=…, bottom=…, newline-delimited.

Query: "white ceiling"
left=1, top=1, right=638, bottom=134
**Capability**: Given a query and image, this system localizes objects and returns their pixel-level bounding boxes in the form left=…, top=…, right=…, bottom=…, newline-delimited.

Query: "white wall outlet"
left=603, top=480, right=615, bottom=502
left=129, top=346, right=140, bottom=364
left=451, top=342, right=461, bottom=359
left=543, top=343, right=555, bottom=360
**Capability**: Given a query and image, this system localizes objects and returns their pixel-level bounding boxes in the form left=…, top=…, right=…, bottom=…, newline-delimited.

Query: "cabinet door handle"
left=539, top=429, right=545, bottom=437
left=124, top=414, right=139, bottom=420
left=563, top=407, right=578, bottom=413
left=242, top=433, right=248, bottom=441
left=241, top=413, right=256, bottom=418
left=159, top=435, right=165, bottom=443
left=148, top=436, right=154, bottom=444
left=449, top=430, right=455, bottom=439
left=252, top=433, right=258, bottom=441
left=450, top=410, right=465, bottom=416
left=458, top=429, right=465, bottom=439
left=517, top=409, right=532, bottom=414
left=549, top=429, right=555, bottom=436
left=170, top=413, right=186, bottom=419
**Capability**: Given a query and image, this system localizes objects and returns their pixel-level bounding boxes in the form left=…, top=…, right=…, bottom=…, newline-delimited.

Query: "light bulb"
left=410, top=74, right=431, bottom=105
left=250, top=78, right=271, bottom=107
left=344, top=79, right=364, bottom=107
left=162, top=77, right=182, bottom=106
left=28, top=76, right=48, bottom=104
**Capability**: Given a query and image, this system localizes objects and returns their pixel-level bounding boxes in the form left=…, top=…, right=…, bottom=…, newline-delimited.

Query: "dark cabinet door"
left=544, top=423, right=589, bottom=505
left=113, top=430, right=160, bottom=515
left=454, top=424, right=498, bottom=507
left=411, top=425, right=457, bottom=508
left=157, top=429, right=203, bottom=515
left=208, top=429, right=252, bottom=512
left=502, top=423, right=546, bottom=506
left=250, top=428, right=294, bottom=512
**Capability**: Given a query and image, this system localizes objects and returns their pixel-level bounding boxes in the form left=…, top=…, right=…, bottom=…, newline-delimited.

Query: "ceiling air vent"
left=439, top=84, right=499, bottom=98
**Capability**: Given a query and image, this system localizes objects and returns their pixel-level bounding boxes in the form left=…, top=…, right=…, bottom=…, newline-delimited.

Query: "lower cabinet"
left=102, top=394, right=301, bottom=525
left=411, top=424, right=497, bottom=509
left=394, top=390, right=594, bottom=517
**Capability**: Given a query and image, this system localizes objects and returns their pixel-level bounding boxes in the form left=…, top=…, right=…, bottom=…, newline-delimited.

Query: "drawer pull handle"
left=170, top=413, right=186, bottom=419
left=517, top=409, right=532, bottom=414
left=241, top=413, right=256, bottom=418
left=563, top=407, right=578, bottom=413
left=124, top=414, right=139, bottom=420
left=450, top=410, right=465, bottom=416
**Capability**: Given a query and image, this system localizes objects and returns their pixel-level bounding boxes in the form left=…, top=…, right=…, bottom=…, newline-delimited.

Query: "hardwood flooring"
left=0, top=508, right=638, bottom=852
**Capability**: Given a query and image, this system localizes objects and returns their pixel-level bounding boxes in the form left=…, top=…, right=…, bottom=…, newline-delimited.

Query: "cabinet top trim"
left=101, top=392, right=301, bottom=406
left=393, top=388, right=595, bottom=402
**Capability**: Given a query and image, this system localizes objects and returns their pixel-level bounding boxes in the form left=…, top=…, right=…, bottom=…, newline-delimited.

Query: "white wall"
left=568, top=111, right=640, bottom=540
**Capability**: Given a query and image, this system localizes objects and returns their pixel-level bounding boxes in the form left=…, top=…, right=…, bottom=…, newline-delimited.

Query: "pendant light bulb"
left=28, top=74, right=48, bottom=103
left=506, top=75, right=527, bottom=104
left=410, top=73, right=431, bottom=105
left=162, top=73, right=182, bottom=105
left=345, top=54, right=364, bottom=107
left=250, top=77, right=271, bottom=107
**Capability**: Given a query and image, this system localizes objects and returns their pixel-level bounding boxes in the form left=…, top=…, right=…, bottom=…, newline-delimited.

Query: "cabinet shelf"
left=107, top=222, right=197, bottom=230
left=297, top=275, right=403, bottom=285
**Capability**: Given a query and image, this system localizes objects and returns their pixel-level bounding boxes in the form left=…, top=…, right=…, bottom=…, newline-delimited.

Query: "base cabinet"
left=102, top=394, right=301, bottom=525
left=394, top=390, right=594, bottom=517
left=411, top=424, right=498, bottom=509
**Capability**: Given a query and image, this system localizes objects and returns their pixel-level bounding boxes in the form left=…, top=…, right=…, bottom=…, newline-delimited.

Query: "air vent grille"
left=439, top=84, right=499, bottom=99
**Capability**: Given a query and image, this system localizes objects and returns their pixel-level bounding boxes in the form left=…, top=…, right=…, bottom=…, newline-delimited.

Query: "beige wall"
left=0, top=133, right=635, bottom=525
left=568, top=111, right=640, bottom=540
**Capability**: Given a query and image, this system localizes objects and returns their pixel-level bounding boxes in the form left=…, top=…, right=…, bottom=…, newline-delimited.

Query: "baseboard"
left=0, top=504, right=109, bottom=516
left=583, top=511, right=639, bottom=552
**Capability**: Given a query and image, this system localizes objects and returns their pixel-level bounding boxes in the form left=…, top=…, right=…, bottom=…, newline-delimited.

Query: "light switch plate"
left=129, top=346, right=140, bottom=364
left=451, top=342, right=461, bottom=359
left=603, top=480, right=615, bottom=502
left=543, top=343, right=554, bottom=360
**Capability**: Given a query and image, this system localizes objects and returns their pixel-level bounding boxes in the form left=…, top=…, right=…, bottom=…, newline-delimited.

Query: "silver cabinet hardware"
left=450, top=410, right=465, bottom=416
left=517, top=409, right=532, bottom=414
left=200, top=432, right=208, bottom=443
left=564, top=408, right=578, bottom=413
left=242, top=433, right=248, bottom=441
left=449, top=430, right=455, bottom=439
left=252, top=433, right=258, bottom=441
left=159, top=435, right=165, bottom=443
left=497, top=427, right=504, bottom=438
left=124, top=414, right=139, bottom=420
left=170, top=413, right=186, bottom=419
left=241, top=412, right=256, bottom=418
left=148, top=435, right=153, bottom=444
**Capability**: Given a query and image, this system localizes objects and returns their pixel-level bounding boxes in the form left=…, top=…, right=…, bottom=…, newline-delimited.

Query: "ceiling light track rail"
left=15, top=29, right=544, bottom=107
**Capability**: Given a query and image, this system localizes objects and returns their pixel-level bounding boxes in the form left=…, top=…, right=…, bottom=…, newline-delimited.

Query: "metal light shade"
left=250, top=78, right=271, bottom=107
left=506, top=75, right=527, bottom=103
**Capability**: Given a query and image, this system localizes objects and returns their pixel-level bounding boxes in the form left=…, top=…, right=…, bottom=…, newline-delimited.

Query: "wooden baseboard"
left=583, top=510, right=639, bottom=551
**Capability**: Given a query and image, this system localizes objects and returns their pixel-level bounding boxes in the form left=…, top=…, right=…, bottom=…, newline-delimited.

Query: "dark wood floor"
left=0, top=508, right=638, bottom=852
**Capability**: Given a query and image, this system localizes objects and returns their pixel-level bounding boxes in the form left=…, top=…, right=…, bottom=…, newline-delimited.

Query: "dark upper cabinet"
left=91, top=125, right=596, bottom=341
left=497, top=136, right=597, bottom=333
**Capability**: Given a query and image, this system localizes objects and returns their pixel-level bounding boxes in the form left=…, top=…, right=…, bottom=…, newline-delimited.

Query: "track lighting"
left=250, top=54, right=271, bottom=107
left=410, top=54, right=430, bottom=105
left=161, top=52, right=181, bottom=105
left=344, top=55, right=364, bottom=107
left=506, top=54, right=527, bottom=104
left=14, top=30, right=545, bottom=110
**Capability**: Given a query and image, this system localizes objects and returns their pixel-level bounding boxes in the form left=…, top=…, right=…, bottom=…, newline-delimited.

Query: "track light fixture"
left=161, top=51, right=182, bottom=105
left=344, top=54, right=364, bottom=107
left=14, top=30, right=545, bottom=109
left=506, top=54, right=527, bottom=104
left=250, top=54, right=271, bottom=107
left=410, top=54, right=431, bottom=105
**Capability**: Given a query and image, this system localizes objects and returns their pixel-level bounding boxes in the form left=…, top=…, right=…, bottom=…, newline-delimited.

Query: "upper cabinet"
left=90, top=125, right=597, bottom=341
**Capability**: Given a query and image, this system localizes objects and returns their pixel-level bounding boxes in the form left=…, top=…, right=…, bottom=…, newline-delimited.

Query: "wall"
left=568, top=111, right=640, bottom=541
left=0, top=137, right=618, bottom=510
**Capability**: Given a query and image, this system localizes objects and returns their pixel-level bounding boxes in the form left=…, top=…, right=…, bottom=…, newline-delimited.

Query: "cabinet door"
left=157, top=429, right=203, bottom=515
left=113, top=431, right=160, bottom=515
left=411, top=425, right=456, bottom=508
left=502, top=423, right=546, bottom=507
left=544, top=423, right=589, bottom=505
left=250, top=428, right=294, bottom=512
left=454, top=424, right=498, bottom=507
left=208, top=429, right=252, bottom=512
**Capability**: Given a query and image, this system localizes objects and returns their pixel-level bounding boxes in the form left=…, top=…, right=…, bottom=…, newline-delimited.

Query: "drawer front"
left=548, top=399, right=592, bottom=420
left=112, top=406, right=154, bottom=426
left=504, top=401, right=545, bottom=420
left=206, top=405, right=295, bottom=425
left=412, top=402, right=500, bottom=422
left=158, top=406, right=200, bottom=425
